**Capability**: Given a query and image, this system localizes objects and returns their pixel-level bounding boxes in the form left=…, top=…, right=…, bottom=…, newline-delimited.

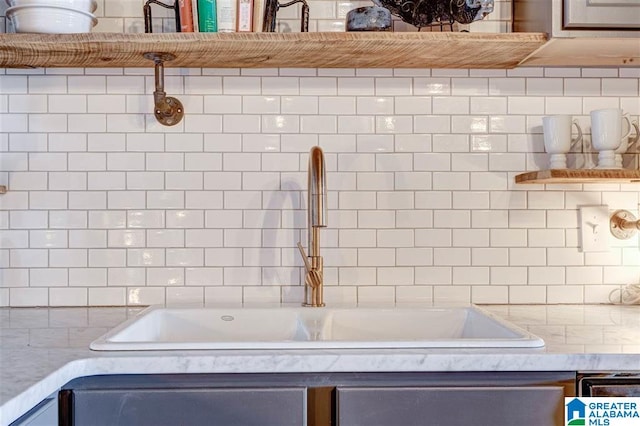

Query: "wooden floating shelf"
left=0, top=32, right=548, bottom=69
left=519, top=37, right=640, bottom=68
left=515, top=169, right=640, bottom=184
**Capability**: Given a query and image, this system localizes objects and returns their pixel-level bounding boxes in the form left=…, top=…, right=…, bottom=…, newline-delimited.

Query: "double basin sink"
left=90, top=305, right=544, bottom=351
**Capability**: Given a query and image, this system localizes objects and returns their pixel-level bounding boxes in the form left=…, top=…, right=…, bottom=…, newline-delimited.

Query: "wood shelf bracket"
left=144, top=52, right=184, bottom=127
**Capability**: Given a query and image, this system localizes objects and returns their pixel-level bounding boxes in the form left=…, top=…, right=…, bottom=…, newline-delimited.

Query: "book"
left=198, top=0, right=218, bottom=32
left=252, top=0, right=265, bottom=32
left=236, top=0, right=253, bottom=32
left=217, top=0, right=237, bottom=32
left=192, top=0, right=200, bottom=31
left=179, top=0, right=195, bottom=32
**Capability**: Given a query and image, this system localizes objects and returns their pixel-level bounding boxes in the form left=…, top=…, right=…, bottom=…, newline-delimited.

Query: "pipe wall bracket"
left=610, top=209, right=640, bottom=240
left=144, top=52, right=184, bottom=127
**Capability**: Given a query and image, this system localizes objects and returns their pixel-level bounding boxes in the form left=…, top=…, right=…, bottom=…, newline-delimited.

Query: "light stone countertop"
left=1, top=304, right=639, bottom=425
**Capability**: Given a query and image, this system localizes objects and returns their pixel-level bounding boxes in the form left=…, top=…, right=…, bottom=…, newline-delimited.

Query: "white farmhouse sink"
left=90, top=305, right=544, bottom=351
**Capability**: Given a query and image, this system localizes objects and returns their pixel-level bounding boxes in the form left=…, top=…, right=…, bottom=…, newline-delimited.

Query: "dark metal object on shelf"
left=346, top=6, right=392, bottom=31
left=372, top=0, right=493, bottom=30
left=144, top=0, right=180, bottom=33
left=263, top=0, right=310, bottom=32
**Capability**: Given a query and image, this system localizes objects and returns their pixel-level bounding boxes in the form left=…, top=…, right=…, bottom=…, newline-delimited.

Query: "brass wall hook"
left=610, top=209, right=640, bottom=240
left=144, top=52, right=184, bottom=127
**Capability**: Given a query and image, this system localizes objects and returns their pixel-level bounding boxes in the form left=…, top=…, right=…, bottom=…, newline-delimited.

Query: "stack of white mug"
left=543, top=108, right=639, bottom=170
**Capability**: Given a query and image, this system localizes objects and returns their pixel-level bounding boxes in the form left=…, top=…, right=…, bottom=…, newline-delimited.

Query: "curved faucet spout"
left=300, top=146, right=327, bottom=307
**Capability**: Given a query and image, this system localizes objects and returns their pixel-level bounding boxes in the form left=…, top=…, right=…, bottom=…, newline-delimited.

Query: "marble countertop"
left=1, top=304, right=639, bottom=425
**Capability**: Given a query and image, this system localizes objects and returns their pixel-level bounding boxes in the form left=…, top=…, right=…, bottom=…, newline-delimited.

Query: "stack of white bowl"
left=5, top=0, right=98, bottom=33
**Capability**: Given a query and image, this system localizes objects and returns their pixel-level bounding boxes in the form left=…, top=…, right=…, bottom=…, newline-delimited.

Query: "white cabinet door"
left=564, top=0, right=640, bottom=29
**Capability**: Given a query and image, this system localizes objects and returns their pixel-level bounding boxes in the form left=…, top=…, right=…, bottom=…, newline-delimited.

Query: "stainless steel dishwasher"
left=579, top=373, right=640, bottom=397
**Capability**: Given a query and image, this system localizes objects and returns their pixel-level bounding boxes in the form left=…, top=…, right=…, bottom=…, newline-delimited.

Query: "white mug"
left=614, top=120, right=639, bottom=168
left=542, top=115, right=583, bottom=169
left=591, top=108, right=632, bottom=169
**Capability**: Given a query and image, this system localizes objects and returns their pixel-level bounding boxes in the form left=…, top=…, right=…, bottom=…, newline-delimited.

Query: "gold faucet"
left=297, top=146, right=327, bottom=307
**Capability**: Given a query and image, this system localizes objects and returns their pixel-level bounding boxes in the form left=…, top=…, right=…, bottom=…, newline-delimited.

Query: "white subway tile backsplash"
left=527, top=78, right=563, bottom=96
left=547, top=248, right=584, bottom=266
left=88, top=287, right=126, bottom=306
left=358, top=210, right=396, bottom=228
left=376, top=192, right=413, bottom=210
left=470, top=97, right=506, bottom=115
left=375, top=78, right=412, bottom=96
left=49, top=249, right=86, bottom=267
left=529, top=266, right=564, bottom=285
left=88, top=249, right=126, bottom=267
left=433, top=97, right=469, bottom=115
left=357, top=97, right=394, bottom=116
left=509, top=286, right=546, bottom=304
left=0, top=114, right=28, bottom=132
left=9, top=288, right=48, bottom=306
left=601, top=78, right=638, bottom=96
left=2, top=64, right=638, bottom=306
left=471, top=248, right=508, bottom=265
left=127, top=248, right=164, bottom=267
left=108, top=267, right=145, bottom=286
left=9, top=249, right=49, bottom=268
left=414, top=115, right=451, bottom=134
left=1, top=230, right=28, bottom=248
left=489, top=78, right=525, bottom=96
left=434, top=248, right=470, bottom=266
left=338, top=116, right=375, bottom=134
left=339, top=230, right=376, bottom=247
left=108, top=191, right=145, bottom=209
left=433, top=285, right=470, bottom=304
left=4, top=268, right=30, bottom=287
left=491, top=266, right=527, bottom=285
left=29, top=191, right=68, bottom=210
left=10, top=95, right=47, bottom=113
left=452, top=78, right=488, bottom=96
left=127, top=287, right=165, bottom=305
left=378, top=229, right=414, bottom=248
left=547, top=210, right=579, bottom=228
left=30, top=268, right=67, bottom=287
left=396, top=285, right=432, bottom=303
left=432, top=172, right=469, bottom=190
left=69, top=268, right=106, bottom=287
left=29, top=230, right=67, bottom=248
left=528, top=229, right=564, bottom=247
left=147, top=191, right=185, bottom=209
left=357, top=286, right=395, bottom=303
left=509, top=243, right=550, bottom=266
left=547, top=285, right=583, bottom=304
left=10, top=211, right=48, bottom=229
left=88, top=172, right=124, bottom=191
left=147, top=267, right=184, bottom=286
left=471, top=285, right=508, bottom=303
left=395, top=97, right=431, bottom=115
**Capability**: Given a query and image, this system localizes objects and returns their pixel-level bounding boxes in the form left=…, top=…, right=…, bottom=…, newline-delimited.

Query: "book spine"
left=179, top=0, right=195, bottom=32
left=198, top=0, right=218, bottom=32
left=218, top=0, right=237, bottom=32
left=236, top=0, right=253, bottom=32
left=192, top=0, right=200, bottom=31
left=252, top=0, right=264, bottom=32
